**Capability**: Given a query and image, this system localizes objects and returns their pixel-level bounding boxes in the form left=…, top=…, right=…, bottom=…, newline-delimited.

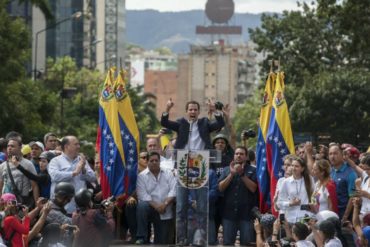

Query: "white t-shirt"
left=324, top=237, right=343, bottom=247
left=296, top=240, right=315, bottom=247
left=360, top=171, right=370, bottom=215
left=312, top=181, right=330, bottom=212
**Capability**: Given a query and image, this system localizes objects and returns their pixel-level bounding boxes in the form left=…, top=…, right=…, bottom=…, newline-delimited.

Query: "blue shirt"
left=218, top=165, right=258, bottom=220
left=330, top=162, right=357, bottom=213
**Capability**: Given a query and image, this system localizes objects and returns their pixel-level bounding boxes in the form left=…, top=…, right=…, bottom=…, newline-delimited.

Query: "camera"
left=300, top=204, right=311, bottom=211
left=268, top=240, right=278, bottom=247
left=214, top=101, right=224, bottom=110
left=280, top=239, right=291, bottom=247
left=251, top=206, right=262, bottom=221
left=242, top=129, right=256, bottom=139
left=66, top=225, right=77, bottom=234
left=101, top=196, right=116, bottom=208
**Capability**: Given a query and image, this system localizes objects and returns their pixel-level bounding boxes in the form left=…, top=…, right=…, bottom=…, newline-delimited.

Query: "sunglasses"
left=140, top=156, right=147, bottom=160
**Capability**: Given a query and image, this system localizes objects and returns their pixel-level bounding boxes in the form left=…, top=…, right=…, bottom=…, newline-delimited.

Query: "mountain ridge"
left=126, top=9, right=263, bottom=53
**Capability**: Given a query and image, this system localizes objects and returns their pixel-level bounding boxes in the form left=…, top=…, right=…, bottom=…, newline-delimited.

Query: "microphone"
left=189, top=120, right=193, bottom=133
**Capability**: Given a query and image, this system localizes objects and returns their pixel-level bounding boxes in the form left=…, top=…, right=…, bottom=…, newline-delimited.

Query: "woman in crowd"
left=277, top=157, right=314, bottom=223
left=14, top=151, right=54, bottom=199
left=274, top=154, right=295, bottom=212
left=312, top=159, right=339, bottom=213
left=2, top=201, right=30, bottom=247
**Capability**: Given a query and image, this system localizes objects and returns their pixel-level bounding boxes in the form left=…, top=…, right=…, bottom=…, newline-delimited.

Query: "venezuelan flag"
left=266, top=72, right=295, bottom=215
left=256, top=72, right=275, bottom=213
left=97, top=68, right=140, bottom=199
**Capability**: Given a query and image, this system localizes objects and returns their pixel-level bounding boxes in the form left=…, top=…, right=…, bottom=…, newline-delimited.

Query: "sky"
left=126, top=0, right=309, bottom=14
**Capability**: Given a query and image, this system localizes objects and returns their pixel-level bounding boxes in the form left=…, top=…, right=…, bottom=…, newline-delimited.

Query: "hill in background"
left=126, top=10, right=263, bottom=53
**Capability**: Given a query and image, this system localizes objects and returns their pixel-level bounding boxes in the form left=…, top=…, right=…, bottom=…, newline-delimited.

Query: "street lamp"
left=33, top=11, right=82, bottom=80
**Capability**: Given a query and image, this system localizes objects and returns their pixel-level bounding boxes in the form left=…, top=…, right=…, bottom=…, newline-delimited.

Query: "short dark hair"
left=248, top=149, right=256, bottom=162
left=185, top=101, right=200, bottom=111
left=292, top=222, right=310, bottom=240
left=7, top=137, right=22, bottom=147
left=44, top=132, right=57, bottom=144
left=148, top=151, right=160, bottom=160
left=319, top=219, right=336, bottom=240
left=0, top=138, right=8, bottom=150
left=235, top=146, right=248, bottom=155
left=5, top=131, right=22, bottom=144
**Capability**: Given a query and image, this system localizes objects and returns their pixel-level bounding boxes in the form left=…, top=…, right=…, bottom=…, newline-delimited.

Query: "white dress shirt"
left=137, top=168, right=177, bottom=220
left=48, top=153, right=96, bottom=214
left=184, top=120, right=205, bottom=151
left=277, top=176, right=314, bottom=223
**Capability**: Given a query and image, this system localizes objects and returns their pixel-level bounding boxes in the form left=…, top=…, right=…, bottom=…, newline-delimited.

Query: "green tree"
left=44, top=57, right=159, bottom=147
left=290, top=68, right=370, bottom=144
left=247, top=0, right=370, bottom=144
left=0, top=0, right=58, bottom=141
left=233, top=88, right=262, bottom=148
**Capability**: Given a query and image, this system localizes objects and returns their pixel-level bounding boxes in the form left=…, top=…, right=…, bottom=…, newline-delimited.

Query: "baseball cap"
left=1, top=193, right=16, bottom=203
left=39, top=151, right=56, bottom=162
left=0, top=152, right=5, bottom=163
left=21, top=144, right=31, bottom=156
left=29, top=141, right=45, bottom=151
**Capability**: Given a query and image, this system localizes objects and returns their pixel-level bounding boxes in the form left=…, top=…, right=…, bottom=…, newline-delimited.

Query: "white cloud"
left=126, top=0, right=309, bottom=13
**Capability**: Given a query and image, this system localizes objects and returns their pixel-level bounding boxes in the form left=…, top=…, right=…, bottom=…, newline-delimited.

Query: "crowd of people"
left=0, top=99, right=369, bottom=247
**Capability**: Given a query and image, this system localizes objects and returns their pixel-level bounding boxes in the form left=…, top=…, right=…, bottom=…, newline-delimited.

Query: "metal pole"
left=33, top=12, right=82, bottom=80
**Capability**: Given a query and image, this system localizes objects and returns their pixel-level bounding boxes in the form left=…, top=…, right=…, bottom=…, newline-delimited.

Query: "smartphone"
left=40, top=198, right=48, bottom=204
left=268, top=240, right=278, bottom=247
left=300, top=204, right=311, bottom=211
left=279, top=213, right=285, bottom=223
left=66, top=225, right=77, bottom=233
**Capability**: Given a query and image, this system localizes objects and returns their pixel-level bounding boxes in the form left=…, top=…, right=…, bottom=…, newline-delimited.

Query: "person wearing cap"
left=48, top=136, right=96, bottom=214
left=21, top=144, right=31, bottom=160
left=29, top=141, right=45, bottom=173
left=0, top=137, right=39, bottom=208
left=211, top=134, right=234, bottom=243
left=13, top=151, right=55, bottom=199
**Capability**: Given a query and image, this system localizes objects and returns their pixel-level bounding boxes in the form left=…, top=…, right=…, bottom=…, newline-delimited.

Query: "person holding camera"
left=71, top=188, right=115, bottom=247
left=161, top=99, right=224, bottom=150
left=277, top=157, right=314, bottom=224
left=218, top=146, right=258, bottom=245
left=1, top=200, right=30, bottom=246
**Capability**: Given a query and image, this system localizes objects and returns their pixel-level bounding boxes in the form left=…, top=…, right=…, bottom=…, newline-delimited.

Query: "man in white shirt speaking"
left=135, top=151, right=176, bottom=244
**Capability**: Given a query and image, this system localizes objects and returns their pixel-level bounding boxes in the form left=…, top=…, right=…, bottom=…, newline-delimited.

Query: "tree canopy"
left=241, top=0, right=370, bottom=146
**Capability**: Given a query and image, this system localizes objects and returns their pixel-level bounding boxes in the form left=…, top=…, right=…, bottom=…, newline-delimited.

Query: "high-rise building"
left=177, top=41, right=258, bottom=118
left=96, top=0, right=126, bottom=72
left=31, top=0, right=126, bottom=75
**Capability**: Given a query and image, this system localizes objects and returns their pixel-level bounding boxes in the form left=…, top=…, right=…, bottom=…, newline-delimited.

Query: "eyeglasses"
left=140, top=156, right=147, bottom=160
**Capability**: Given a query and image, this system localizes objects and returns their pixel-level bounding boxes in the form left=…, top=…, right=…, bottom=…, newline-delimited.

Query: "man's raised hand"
left=166, top=98, right=174, bottom=113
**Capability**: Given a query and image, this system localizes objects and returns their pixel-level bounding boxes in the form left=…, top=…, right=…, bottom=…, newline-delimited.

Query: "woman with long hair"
left=312, top=159, right=339, bottom=213
left=277, top=157, right=314, bottom=223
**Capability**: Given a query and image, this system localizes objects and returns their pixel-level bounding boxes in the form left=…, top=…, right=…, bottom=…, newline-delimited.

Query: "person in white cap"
left=29, top=141, right=44, bottom=173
